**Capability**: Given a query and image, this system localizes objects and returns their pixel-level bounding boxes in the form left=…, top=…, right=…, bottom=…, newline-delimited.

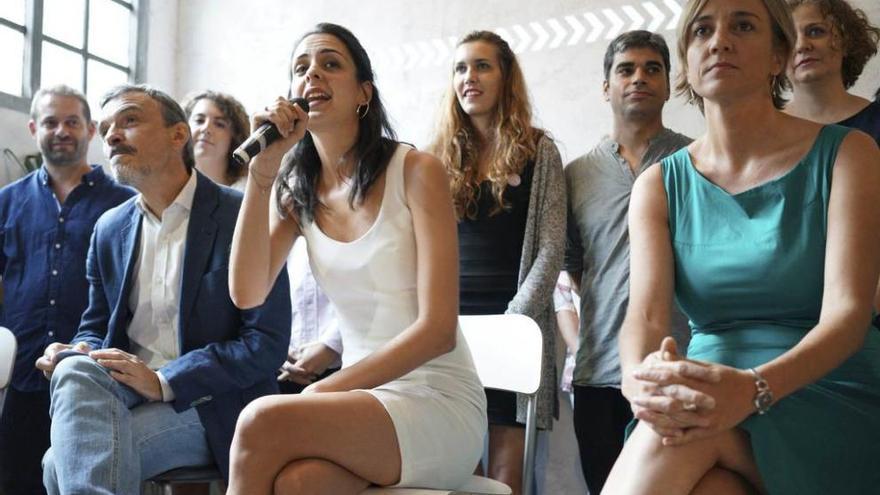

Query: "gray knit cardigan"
left=508, top=134, right=566, bottom=430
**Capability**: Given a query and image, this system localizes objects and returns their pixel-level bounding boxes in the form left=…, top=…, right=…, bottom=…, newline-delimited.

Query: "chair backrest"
left=459, top=314, right=542, bottom=395
left=0, top=327, right=16, bottom=389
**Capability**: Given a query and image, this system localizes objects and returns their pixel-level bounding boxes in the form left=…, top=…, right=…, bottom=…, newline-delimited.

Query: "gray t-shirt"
left=564, top=128, right=692, bottom=388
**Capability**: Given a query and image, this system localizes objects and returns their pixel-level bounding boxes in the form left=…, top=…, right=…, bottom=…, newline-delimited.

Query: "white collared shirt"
left=127, top=173, right=197, bottom=398
left=288, top=238, right=342, bottom=365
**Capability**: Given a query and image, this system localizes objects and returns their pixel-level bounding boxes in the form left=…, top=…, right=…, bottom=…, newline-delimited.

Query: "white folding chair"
left=0, top=327, right=16, bottom=412
left=363, top=314, right=543, bottom=495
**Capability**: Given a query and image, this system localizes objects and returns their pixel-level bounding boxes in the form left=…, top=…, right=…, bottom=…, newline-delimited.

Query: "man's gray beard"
left=112, top=163, right=148, bottom=187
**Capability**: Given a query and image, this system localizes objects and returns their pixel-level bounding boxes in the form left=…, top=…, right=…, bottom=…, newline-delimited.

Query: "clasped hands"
left=278, top=341, right=340, bottom=388
left=623, top=337, right=756, bottom=446
left=36, top=342, right=164, bottom=402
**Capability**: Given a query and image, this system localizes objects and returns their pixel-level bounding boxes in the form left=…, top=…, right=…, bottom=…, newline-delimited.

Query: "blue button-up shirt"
left=0, top=165, right=134, bottom=391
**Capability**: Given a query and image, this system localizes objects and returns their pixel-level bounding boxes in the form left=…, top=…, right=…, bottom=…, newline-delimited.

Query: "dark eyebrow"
left=294, top=48, right=345, bottom=62
left=615, top=61, right=636, bottom=70
left=97, top=104, right=142, bottom=135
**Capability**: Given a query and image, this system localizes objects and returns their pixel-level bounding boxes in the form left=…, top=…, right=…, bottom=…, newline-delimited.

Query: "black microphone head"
left=290, top=97, right=310, bottom=113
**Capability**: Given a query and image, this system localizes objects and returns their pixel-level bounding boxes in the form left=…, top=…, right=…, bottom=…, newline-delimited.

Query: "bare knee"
left=232, top=396, right=296, bottom=459
left=692, top=468, right=759, bottom=495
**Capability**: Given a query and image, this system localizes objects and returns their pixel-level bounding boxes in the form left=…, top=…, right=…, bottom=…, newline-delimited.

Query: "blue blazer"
left=72, top=172, right=291, bottom=478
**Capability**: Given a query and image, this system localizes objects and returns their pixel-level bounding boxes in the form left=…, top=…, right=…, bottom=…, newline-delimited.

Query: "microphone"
left=232, top=98, right=310, bottom=166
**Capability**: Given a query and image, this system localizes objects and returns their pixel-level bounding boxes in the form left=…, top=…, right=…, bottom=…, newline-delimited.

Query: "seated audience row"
left=0, top=0, right=876, bottom=493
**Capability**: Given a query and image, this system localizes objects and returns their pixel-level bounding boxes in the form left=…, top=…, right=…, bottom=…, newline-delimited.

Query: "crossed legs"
left=602, top=421, right=765, bottom=495
left=227, top=390, right=401, bottom=495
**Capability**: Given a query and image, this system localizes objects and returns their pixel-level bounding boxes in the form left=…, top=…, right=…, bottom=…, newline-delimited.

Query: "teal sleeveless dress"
left=661, top=125, right=880, bottom=494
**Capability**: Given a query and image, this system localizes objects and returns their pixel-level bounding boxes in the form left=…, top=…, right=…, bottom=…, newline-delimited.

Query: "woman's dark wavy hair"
left=276, top=23, right=398, bottom=222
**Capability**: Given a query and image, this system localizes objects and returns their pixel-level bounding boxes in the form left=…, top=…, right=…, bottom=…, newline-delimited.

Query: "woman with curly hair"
left=430, top=30, right=565, bottom=494
left=785, top=0, right=880, bottom=144
left=183, top=90, right=251, bottom=189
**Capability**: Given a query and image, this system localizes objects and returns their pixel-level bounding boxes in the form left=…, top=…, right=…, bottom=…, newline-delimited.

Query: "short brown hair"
left=30, top=84, right=91, bottom=123
left=675, top=0, right=796, bottom=111
left=183, top=90, right=251, bottom=183
left=788, top=0, right=880, bottom=89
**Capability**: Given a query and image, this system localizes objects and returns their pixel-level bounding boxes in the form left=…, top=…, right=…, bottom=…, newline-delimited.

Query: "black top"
left=458, top=161, right=534, bottom=315
left=838, top=100, right=880, bottom=146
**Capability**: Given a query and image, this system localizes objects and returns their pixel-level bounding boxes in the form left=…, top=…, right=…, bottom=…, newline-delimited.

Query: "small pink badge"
left=507, top=173, right=521, bottom=187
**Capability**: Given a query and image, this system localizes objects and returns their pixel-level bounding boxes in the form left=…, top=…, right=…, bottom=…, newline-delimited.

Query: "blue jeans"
left=42, top=356, right=213, bottom=495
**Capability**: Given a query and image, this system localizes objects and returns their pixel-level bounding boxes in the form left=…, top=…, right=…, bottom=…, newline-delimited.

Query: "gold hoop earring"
left=356, top=101, right=370, bottom=119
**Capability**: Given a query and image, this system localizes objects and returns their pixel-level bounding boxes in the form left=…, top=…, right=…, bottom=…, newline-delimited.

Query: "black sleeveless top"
left=838, top=100, right=880, bottom=146
left=458, top=162, right=535, bottom=315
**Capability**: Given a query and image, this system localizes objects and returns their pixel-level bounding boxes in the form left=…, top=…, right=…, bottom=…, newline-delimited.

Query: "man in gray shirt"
left=564, top=30, right=691, bottom=494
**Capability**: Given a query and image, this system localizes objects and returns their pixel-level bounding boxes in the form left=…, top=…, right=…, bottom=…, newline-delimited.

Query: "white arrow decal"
left=432, top=38, right=450, bottom=66
left=584, top=12, right=604, bottom=43
left=603, top=8, right=625, bottom=39
left=530, top=21, right=550, bottom=51
left=663, top=0, right=682, bottom=30
left=643, top=1, right=665, bottom=32
left=565, top=15, right=585, bottom=45
left=622, top=5, right=645, bottom=30
left=547, top=18, right=567, bottom=49
left=511, top=24, right=532, bottom=53
left=495, top=27, right=514, bottom=46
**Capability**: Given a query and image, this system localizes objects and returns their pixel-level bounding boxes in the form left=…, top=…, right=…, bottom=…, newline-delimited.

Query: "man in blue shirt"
left=0, top=85, right=135, bottom=495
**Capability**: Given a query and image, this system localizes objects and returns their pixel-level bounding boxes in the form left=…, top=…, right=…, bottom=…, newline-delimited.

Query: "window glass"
left=86, top=59, right=128, bottom=112
left=88, top=0, right=131, bottom=66
left=0, top=27, right=25, bottom=96
left=0, top=1, right=26, bottom=25
left=43, top=0, right=86, bottom=48
left=41, top=42, right=84, bottom=91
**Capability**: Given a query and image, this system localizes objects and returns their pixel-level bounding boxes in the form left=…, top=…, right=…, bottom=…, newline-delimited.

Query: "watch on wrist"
left=749, top=368, right=773, bottom=415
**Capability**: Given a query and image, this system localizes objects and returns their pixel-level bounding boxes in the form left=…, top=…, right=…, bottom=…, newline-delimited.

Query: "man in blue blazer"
left=36, top=84, right=291, bottom=494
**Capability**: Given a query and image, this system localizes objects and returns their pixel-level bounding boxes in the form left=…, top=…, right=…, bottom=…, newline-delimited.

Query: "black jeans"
left=572, top=385, right=633, bottom=495
left=0, top=387, right=50, bottom=495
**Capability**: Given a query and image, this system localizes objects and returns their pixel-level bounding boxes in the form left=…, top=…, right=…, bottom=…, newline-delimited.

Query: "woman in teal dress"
left=603, top=0, right=880, bottom=494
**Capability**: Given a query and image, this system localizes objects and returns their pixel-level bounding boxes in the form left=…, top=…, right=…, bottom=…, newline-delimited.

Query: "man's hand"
left=90, top=348, right=163, bottom=402
left=278, top=342, right=339, bottom=385
left=35, top=341, right=92, bottom=379
left=623, top=337, right=719, bottom=437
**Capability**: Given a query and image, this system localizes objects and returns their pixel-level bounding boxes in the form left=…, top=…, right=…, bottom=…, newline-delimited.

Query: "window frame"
left=0, top=0, right=149, bottom=113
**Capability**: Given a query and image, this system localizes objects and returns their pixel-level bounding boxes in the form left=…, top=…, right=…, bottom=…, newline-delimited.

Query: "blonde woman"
left=605, top=0, right=880, bottom=493
left=431, top=30, right=565, bottom=494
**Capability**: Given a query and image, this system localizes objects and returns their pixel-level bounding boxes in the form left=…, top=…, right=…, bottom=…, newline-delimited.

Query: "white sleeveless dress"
left=299, top=144, right=488, bottom=488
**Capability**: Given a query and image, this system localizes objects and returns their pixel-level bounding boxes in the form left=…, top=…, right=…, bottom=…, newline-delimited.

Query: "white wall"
left=173, top=0, right=880, bottom=164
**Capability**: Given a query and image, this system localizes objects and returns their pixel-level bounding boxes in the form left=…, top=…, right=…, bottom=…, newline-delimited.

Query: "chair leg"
left=522, top=397, right=538, bottom=495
